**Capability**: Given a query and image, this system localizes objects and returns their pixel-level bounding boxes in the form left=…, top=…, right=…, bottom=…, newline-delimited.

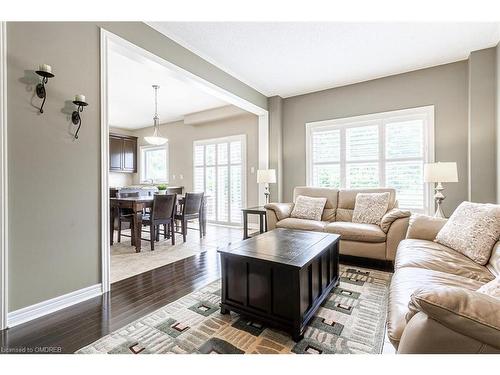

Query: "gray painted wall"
left=497, top=43, right=500, bottom=203
left=282, top=61, right=469, bottom=214
left=132, top=114, right=260, bottom=211
left=7, top=22, right=101, bottom=311
left=468, top=48, right=497, bottom=203
left=268, top=96, right=283, bottom=202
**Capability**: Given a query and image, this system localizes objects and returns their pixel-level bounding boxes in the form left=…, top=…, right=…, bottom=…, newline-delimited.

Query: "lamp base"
left=434, top=203, right=446, bottom=218
left=433, top=182, right=446, bottom=218
left=264, top=186, right=270, bottom=205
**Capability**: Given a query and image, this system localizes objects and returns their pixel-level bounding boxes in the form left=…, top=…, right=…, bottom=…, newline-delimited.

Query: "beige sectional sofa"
left=265, top=187, right=411, bottom=262
left=388, top=215, right=500, bottom=353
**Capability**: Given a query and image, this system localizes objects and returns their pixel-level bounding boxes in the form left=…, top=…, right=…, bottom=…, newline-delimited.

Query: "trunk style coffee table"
left=218, top=228, right=340, bottom=341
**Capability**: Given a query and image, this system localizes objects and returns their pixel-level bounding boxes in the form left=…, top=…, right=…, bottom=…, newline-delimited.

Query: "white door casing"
left=0, top=21, right=8, bottom=330
left=100, top=29, right=269, bottom=293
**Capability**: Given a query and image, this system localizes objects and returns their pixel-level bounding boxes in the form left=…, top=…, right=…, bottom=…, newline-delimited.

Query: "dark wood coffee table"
left=218, top=228, right=340, bottom=341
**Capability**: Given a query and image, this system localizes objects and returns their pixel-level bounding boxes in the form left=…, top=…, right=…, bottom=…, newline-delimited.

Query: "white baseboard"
left=7, top=284, right=102, bottom=327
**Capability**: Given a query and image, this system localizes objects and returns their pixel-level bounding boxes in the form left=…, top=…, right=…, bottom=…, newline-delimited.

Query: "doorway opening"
left=100, top=29, right=269, bottom=289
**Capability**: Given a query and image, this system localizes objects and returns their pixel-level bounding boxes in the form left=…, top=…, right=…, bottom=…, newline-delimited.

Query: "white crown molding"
left=0, top=21, right=8, bottom=331
left=8, top=284, right=102, bottom=328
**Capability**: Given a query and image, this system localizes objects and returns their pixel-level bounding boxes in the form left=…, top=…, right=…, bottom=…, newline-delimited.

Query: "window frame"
left=139, top=143, right=169, bottom=184
left=193, top=134, right=247, bottom=226
left=305, top=106, right=435, bottom=214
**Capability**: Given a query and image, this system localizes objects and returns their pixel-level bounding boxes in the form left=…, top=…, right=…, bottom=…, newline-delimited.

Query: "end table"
left=241, top=206, right=267, bottom=240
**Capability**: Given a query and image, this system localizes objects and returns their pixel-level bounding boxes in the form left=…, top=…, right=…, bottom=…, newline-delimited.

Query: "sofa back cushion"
left=435, top=202, right=500, bottom=265
left=293, top=186, right=338, bottom=221
left=337, top=188, right=396, bottom=222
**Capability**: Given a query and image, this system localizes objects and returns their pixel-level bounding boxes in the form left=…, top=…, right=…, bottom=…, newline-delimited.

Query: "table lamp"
left=257, top=169, right=276, bottom=204
left=424, top=162, right=458, bottom=218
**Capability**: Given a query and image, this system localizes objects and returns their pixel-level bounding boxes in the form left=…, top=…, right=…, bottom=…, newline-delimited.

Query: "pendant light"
left=144, top=84, right=168, bottom=145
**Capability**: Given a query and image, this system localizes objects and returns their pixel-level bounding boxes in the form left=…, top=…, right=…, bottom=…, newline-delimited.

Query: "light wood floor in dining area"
left=110, top=223, right=245, bottom=283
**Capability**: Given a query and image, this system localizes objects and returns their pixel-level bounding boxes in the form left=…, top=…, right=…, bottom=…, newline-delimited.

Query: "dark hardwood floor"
left=0, top=250, right=221, bottom=354
left=0, top=245, right=392, bottom=354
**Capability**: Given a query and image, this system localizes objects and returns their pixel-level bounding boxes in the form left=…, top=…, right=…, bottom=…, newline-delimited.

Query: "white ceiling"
left=108, top=40, right=228, bottom=129
left=148, top=22, right=500, bottom=98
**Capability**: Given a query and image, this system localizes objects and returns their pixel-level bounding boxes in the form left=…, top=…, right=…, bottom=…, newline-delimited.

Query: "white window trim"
left=193, top=134, right=247, bottom=226
left=139, top=143, right=169, bottom=184
left=305, top=106, right=435, bottom=214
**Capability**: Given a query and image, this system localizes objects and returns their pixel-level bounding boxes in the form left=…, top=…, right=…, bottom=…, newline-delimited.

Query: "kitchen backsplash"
left=109, top=172, right=135, bottom=188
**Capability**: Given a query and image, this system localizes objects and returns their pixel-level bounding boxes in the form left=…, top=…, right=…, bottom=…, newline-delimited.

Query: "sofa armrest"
left=265, top=202, right=294, bottom=230
left=405, top=286, right=500, bottom=350
left=264, top=202, right=294, bottom=221
left=385, top=216, right=410, bottom=261
left=380, top=208, right=411, bottom=233
left=406, top=214, right=447, bottom=241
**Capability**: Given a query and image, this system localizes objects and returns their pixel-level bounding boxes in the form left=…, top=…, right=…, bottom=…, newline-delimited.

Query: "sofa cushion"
left=276, top=218, right=328, bottom=232
left=435, top=201, right=500, bottom=265
left=325, top=222, right=386, bottom=243
left=290, top=195, right=327, bottom=221
left=387, top=267, right=484, bottom=346
left=293, top=186, right=338, bottom=221
left=352, top=192, right=390, bottom=225
left=395, top=239, right=495, bottom=283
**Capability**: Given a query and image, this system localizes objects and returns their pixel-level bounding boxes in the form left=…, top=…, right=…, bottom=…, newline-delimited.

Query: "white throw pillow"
left=477, top=277, right=500, bottom=299
left=352, top=192, right=390, bottom=225
left=290, top=195, right=327, bottom=221
left=435, top=202, right=500, bottom=265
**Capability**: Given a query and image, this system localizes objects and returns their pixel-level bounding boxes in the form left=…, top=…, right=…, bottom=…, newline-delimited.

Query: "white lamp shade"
left=144, top=126, right=168, bottom=145
left=424, top=162, right=458, bottom=183
left=257, top=169, right=276, bottom=184
left=144, top=136, right=167, bottom=145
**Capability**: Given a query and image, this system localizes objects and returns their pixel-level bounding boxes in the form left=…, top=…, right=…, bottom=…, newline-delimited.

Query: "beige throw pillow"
left=477, top=277, right=500, bottom=299
left=352, top=192, right=390, bottom=225
left=435, top=202, right=500, bottom=265
left=290, top=195, right=327, bottom=221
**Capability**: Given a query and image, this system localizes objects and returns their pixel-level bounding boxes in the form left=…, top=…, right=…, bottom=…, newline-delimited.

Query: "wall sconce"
left=35, top=64, right=55, bottom=113
left=71, top=94, right=88, bottom=139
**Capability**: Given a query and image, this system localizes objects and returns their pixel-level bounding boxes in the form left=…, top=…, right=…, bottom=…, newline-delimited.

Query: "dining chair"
left=175, top=192, right=204, bottom=242
left=142, top=193, right=177, bottom=250
left=117, top=191, right=140, bottom=244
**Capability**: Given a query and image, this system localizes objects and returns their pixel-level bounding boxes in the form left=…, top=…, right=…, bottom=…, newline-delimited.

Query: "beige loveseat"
left=265, top=187, right=411, bottom=262
left=388, top=215, right=500, bottom=353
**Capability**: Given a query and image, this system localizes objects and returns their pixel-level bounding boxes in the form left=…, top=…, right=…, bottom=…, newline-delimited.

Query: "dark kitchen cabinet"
left=109, top=133, right=138, bottom=173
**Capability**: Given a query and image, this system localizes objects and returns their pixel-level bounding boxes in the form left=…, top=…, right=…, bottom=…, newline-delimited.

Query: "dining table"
left=110, top=194, right=207, bottom=252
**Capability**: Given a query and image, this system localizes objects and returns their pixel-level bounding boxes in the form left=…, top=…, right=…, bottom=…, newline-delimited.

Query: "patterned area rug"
left=77, top=265, right=392, bottom=354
